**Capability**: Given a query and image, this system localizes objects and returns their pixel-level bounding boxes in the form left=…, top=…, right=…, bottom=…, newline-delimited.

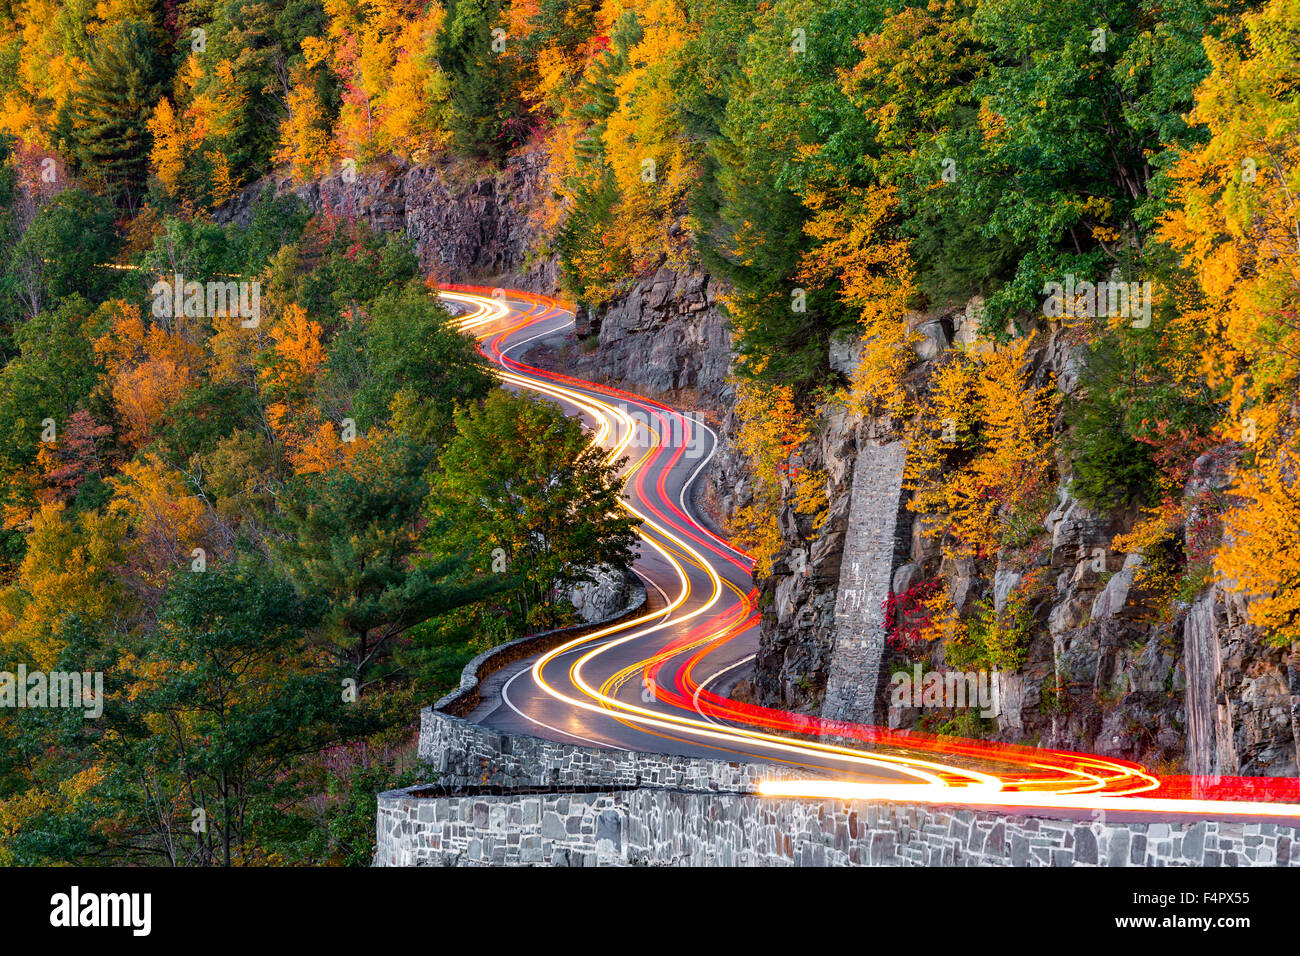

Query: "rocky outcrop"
left=219, top=154, right=738, bottom=408
left=1185, top=584, right=1300, bottom=777
left=569, top=565, right=635, bottom=623
left=566, top=266, right=733, bottom=412
left=215, top=151, right=559, bottom=292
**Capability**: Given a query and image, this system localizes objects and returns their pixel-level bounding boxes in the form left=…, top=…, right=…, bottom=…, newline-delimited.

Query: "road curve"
left=437, top=284, right=1300, bottom=821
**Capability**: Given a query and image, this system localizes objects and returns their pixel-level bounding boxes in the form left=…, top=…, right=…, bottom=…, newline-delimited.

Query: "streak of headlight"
left=756, top=779, right=1300, bottom=818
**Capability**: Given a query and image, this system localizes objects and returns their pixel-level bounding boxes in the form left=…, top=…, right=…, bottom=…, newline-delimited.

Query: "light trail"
left=436, top=283, right=1300, bottom=820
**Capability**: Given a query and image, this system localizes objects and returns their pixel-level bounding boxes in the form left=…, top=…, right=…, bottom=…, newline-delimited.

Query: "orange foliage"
left=93, top=301, right=205, bottom=449
left=261, top=303, right=326, bottom=395
left=108, top=454, right=209, bottom=590
left=1157, top=0, right=1300, bottom=641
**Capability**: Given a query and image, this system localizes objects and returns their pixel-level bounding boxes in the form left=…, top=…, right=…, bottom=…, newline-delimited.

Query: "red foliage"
left=38, top=410, right=121, bottom=504
left=883, top=577, right=941, bottom=652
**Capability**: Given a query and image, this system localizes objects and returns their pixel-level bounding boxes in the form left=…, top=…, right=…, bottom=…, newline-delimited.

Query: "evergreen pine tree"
left=437, top=0, right=524, bottom=160
left=64, top=18, right=166, bottom=205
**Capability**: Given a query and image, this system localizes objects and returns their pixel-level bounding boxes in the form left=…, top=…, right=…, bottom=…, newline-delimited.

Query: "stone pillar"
left=1184, top=590, right=1238, bottom=778
left=822, top=439, right=907, bottom=724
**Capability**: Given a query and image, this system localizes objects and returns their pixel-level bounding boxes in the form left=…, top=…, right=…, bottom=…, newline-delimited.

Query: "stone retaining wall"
left=823, top=439, right=908, bottom=724
left=378, top=708, right=1300, bottom=866
left=375, top=784, right=1300, bottom=866
left=435, top=572, right=645, bottom=718
left=418, top=706, right=823, bottom=792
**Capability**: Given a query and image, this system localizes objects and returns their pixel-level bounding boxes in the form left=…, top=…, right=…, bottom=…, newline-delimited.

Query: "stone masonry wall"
left=375, top=782, right=1300, bottom=867
left=822, top=439, right=908, bottom=724
left=417, top=706, right=821, bottom=792
left=378, top=706, right=1300, bottom=866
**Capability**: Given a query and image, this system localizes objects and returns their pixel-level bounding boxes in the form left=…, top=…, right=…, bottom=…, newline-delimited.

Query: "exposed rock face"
left=1185, top=585, right=1300, bottom=777
left=567, top=266, right=733, bottom=411
left=222, top=159, right=735, bottom=412
left=568, top=566, right=633, bottom=624
left=215, top=151, right=559, bottom=293
left=744, top=306, right=1300, bottom=776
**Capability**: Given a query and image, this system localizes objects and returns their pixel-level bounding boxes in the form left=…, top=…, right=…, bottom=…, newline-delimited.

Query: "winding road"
left=437, top=284, right=1300, bottom=822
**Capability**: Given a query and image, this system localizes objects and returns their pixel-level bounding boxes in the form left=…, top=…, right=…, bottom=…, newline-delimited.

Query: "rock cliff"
left=216, top=151, right=559, bottom=293
left=744, top=305, right=1300, bottom=776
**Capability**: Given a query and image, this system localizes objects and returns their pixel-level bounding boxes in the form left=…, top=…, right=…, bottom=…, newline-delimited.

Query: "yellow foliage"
left=1158, top=0, right=1300, bottom=411
left=308, top=0, right=450, bottom=163
left=917, top=584, right=962, bottom=646
left=108, top=454, right=209, bottom=589
left=1156, top=0, right=1300, bottom=639
left=0, top=504, right=127, bottom=665
left=275, top=65, right=337, bottom=181
left=800, top=184, right=919, bottom=418
left=208, top=312, right=268, bottom=388
left=1216, top=406, right=1300, bottom=643
left=906, top=338, right=1058, bottom=561
left=146, top=97, right=186, bottom=197
left=183, top=56, right=247, bottom=144
left=730, top=379, right=827, bottom=576
left=0, top=0, right=83, bottom=148
left=290, top=421, right=368, bottom=476
left=93, top=301, right=205, bottom=449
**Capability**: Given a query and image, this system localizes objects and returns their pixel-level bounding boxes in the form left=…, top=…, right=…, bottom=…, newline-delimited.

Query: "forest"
left=0, top=0, right=1297, bottom=861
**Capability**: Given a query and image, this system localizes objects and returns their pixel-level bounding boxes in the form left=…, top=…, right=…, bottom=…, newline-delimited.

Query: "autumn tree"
left=730, top=378, right=827, bottom=576
left=428, top=389, right=640, bottom=628
left=1158, top=0, right=1300, bottom=642
left=906, top=338, right=1058, bottom=561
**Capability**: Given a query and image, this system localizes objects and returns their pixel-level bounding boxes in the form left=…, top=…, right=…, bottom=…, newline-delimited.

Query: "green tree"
left=274, top=434, right=509, bottom=681
left=133, top=558, right=359, bottom=865
left=2, top=558, right=367, bottom=866
left=0, top=296, right=104, bottom=480
left=346, top=281, right=494, bottom=442
left=10, top=188, right=119, bottom=318
left=437, top=0, right=526, bottom=160
left=694, top=0, right=880, bottom=387
left=428, top=389, right=640, bottom=628
left=64, top=18, right=167, bottom=205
